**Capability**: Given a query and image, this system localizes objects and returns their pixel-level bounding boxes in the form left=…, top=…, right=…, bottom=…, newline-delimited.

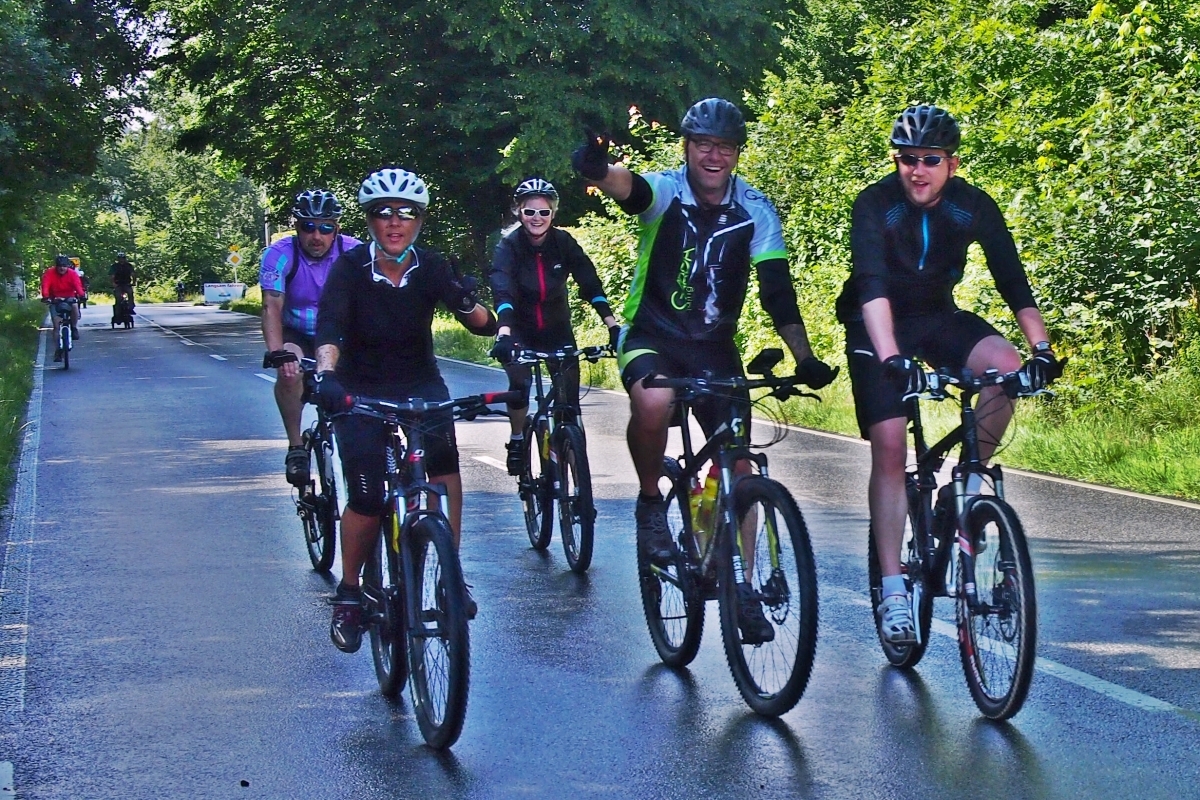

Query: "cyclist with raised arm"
left=260, top=190, right=361, bottom=486
left=838, top=104, right=1062, bottom=645
left=488, top=178, right=620, bottom=474
left=41, top=255, right=85, bottom=362
left=574, top=97, right=836, bottom=645
left=312, top=167, right=497, bottom=653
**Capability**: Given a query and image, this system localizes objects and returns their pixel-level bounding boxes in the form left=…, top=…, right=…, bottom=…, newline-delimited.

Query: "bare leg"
left=338, top=507, right=379, bottom=589
left=868, top=416, right=910, bottom=578
left=275, top=342, right=306, bottom=447
left=965, top=335, right=1021, bottom=462
left=627, top=379, right=675, bottom=496
left=430, top=472, right=464, bottom=548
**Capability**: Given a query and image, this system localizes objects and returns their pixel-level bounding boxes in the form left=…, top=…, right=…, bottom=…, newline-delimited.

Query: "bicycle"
left=263, top=351, right=339, bottom=572
left=341, top=387, right=519, bottom=749
left=639, top=348, right=826, bottom=716
left=513, top=344, right=613, bottom=573
left=866, top=362, right=1051, bottom=720
left=112, top=287, right=134, bottom=329
left=45, top=297, right=78, bottom=370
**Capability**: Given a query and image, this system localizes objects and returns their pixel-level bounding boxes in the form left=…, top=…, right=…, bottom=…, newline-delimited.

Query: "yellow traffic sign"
left=229, top=244, right=241, bottom=252
left=226, top=252, right=243, bottom=267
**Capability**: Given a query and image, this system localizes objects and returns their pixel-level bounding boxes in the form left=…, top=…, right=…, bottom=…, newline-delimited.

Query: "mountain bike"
left=640, top=348, right=827, bottom=716
left=513, top=344, right=613, bottom=573
left=342, top=387, right=519, bottom=749
left=867, top=362, right=1052, bottom=720
left=46, top=297, right=78, bottom=370
left=264, top=350, right=339, bottom=572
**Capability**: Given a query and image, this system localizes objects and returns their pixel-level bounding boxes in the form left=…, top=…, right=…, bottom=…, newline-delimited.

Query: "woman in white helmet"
left=311, top=167, right=497, bottom=653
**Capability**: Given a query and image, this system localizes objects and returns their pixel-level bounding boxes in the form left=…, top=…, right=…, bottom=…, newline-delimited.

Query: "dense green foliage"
left=0, top=300, right=45, bottom=500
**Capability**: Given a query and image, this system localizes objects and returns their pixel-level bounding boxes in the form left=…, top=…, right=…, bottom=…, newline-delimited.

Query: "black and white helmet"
left=292, top=189, right=344, bottom=220
left=680, top=98, right=747, bottom=145
left=54, top=254, right=72, bottom=268
left=358, top=168, right=430, bottom=209
left=513, top=178, right=559, bottom=211
left=890, top=105, right=961, bottom=153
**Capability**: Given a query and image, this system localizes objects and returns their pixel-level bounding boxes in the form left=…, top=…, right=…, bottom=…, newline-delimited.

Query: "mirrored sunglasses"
left=521, top=208, right=552, bottom=218
left=368, top=205, right=422, bottom=221
left=298, top=220, right=337, bottom=234
left=896, top=153, right=950, bottom=167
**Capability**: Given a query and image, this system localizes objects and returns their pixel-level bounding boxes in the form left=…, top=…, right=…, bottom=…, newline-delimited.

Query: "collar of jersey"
left=677, top=164, right=734, bottom=208
left=368, top=242, right=421, bottom=288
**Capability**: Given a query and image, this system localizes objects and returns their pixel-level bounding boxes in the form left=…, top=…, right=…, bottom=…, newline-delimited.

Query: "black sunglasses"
left=298, top=220, right=336, bottom=234
left=896, top=153, right=952, bottom=167
left=368, top=205, right=422, bottom=221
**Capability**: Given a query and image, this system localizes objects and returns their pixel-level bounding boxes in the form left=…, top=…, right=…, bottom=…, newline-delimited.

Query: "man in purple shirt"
left=260, top=189, right=362, bottom=486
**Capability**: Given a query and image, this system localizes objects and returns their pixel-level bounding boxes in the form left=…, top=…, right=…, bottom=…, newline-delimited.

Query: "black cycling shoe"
left=635, top=495, right=675, bottom=566
left=285, top=445, right=309, bottom=487
left=71, top=326, right=80, bottom=340
left=737, top=582, right=776, bottom=645
left=505, top=438, right=524, bottom=476
left=53, top=348, right=63, bottom=363
left=464, top=583, right=478, bottom=620
left=330, top=585, right=363, bottom=653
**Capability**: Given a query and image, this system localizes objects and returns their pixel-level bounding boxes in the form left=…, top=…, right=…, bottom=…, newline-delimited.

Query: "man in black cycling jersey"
left=838, top=104, right=1062, bottom=645
left=108, top=252, right=135, bottom=309
left=574, top=97, right=836, bottom=645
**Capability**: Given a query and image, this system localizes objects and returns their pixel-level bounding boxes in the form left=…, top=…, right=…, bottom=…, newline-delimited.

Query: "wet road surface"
left=1, top=304, right=1197, bottom=798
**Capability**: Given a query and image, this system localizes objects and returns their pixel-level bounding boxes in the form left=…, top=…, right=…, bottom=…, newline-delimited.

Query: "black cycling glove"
left=490, top=334, right=519, bottom=365
left=882, top=355, right=927, bottom=400
left=571, top=129, right=611, bottom=181
left=452, top=274, right=480, bottom=314
left=795, top=356, right=837, bottom=390
left=607, top=324, right=622, bottom=352
left=311, top=370, right=352, bottom=413
left=1021, top=343, right=1063, bottom=391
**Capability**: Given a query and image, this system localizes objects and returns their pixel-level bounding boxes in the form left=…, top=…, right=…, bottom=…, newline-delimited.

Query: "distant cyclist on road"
left=311, top=167, right=497, bottom=653
left=573, top=98, right=836, bottom=645
left=108, top=252, right=135, bottom=310
left=838, top=104, right=1062, bottom=644
left=260, top=190, right=361, bottom=486
left=488, top=177, right=620, bottom=474
left=41, top=255, right=85, bottom=362
left=77, top=269, right=90, bottom=308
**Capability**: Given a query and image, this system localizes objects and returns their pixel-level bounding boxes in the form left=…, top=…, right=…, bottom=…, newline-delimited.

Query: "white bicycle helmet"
left=358, top=167, right=430, bottom=209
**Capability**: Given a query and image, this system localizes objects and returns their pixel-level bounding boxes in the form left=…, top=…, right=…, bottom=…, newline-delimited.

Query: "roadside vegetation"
left=0, top=301, right=50, bottom=505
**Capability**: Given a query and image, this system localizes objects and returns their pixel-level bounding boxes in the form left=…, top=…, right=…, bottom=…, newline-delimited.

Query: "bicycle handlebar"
left=511, top=344, right=615, bottom=365
left=343, top=390, right=524, bottom=423
left=643, top=372, right=821, bottom=403
left=921, top=365, right=1060, bottom=400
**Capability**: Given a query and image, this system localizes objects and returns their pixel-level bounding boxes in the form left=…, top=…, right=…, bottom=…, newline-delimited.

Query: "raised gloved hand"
left=571, top=129, right=611, bottom=181
left=882, top=355, right=927, bottom=400
left=1021, top=343, right=1064, bottom=391
left=452, top=274, right=480, bottom=314
left=310, top=370, right=352, bottom=413
left=795, top=356, right=838, bottom=390
left=607, top=324, right=621, bottom=352
left=490, top=334, right=519, bottom=365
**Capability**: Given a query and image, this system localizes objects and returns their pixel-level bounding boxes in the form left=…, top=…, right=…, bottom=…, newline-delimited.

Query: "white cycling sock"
left=510, top=433, right=524, bottom=441
left=881, top=574, right=907, bottom=599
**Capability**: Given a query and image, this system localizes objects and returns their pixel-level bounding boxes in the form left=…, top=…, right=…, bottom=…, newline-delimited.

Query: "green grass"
left=226, top=284, right=263, bottom=315
left=0, top=300, right=49, bottom=505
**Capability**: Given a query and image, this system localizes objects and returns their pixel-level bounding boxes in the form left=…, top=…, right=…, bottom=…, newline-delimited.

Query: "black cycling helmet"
left=512, top=178, right=559, bottom=211
left=680, top=98, right=747, bottom=146
left=292, top=189, right=344, bottom=220
left=54, top=254, right=72, bottom=268
left=890, top=105, right=961, bottom=153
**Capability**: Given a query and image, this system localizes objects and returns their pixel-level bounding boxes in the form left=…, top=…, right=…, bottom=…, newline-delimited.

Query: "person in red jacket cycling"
left=41, top=255, right=85, bottom=360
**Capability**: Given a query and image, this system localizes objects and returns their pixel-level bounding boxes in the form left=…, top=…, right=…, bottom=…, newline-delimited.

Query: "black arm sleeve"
left=975, top=193, right=1038, bottom=313
left=849, top=189, right=890, bottom=307
left=562, top=232, right=613, bottom=322
left=615, top=174, right=653, bottom=216
left=488, top=237, right=519, bottom=329
left=756, top=258, right=803, bottom=329
left=316, top=256, right=354, bottom=350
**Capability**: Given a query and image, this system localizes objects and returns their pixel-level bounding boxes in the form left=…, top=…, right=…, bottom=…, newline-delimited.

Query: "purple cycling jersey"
left=259, top=233, right=361, bottom=336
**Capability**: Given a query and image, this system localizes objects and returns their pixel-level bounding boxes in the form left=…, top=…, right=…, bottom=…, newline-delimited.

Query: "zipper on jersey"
left=918, top=212, right=929, bottom=271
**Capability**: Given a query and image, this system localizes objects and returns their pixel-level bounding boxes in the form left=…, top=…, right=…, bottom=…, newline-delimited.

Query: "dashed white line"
left=209, top=354, right=227, bottom=361
left=474, top=456, right=507, bottom=471
left=255, top=373, right=276, bottom=384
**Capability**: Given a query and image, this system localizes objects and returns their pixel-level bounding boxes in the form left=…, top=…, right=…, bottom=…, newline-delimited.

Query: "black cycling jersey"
left=836, top=172, right=1038, bottom=322
left=109, top=261, right=134, bottom=286
left=316, top=243, right=472, bottom=394
left=489, top=227, right=612, bottom=341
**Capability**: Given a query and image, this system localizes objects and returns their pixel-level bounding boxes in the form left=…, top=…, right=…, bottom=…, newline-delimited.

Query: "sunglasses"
left=298, top=220, right=336, bottom=234
left=521, top=208, right=552, bottom=218
left=896, top=153, right=952, bottom=167
left=690, top=138, right=739, bottom=157
left=369, top=205, right=422, bottom=221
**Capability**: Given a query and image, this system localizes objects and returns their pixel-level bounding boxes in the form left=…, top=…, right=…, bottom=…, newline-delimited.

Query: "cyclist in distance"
left=108, top=252, right=136, bottom=310
left=260, top=189, right=361, bottom=486
left=41, top=254, right=85, bottom=361
left=837, top=104, right=1062, bottom=644
left=573, top=97, right=836, bottom=644
left=77, top=269, right=90, bottom=307
left=312, top=167, right=497, bottom=653
left=488, top=177, right=620, bottom=474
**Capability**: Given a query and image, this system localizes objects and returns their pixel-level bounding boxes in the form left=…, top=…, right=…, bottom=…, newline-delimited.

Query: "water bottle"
left=695, top=465, right=720, bottom=553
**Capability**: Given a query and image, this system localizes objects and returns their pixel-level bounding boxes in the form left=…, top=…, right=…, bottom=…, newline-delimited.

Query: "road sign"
left=226, top=252, right=243, bottom=267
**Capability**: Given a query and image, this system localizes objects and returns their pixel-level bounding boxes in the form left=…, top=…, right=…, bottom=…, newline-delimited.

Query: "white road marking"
left=474, top=456, right=507, bottom=471
left=209, top=354, right=227, bottom=361
left=0, top=761, right=14, bottom=799
left=255, top=373, right=277, bottom=384
left=181, top=339, right=197, bottom=346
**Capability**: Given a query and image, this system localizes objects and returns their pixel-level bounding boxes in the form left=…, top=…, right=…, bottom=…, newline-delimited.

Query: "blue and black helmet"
left=890, top=105, right=961, bottom=153
left=680, top=98, right=747, bottom=146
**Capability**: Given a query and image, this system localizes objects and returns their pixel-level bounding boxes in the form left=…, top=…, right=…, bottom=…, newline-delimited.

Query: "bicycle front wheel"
left=557, top=425, right=594, bottom=573
left=405, top=515, right=470, bottom=749
left=718, top=476, right=818, bottom=716
left=60, top=327, right=70, bottom=370
left=520, top=417, right=553, bottom=550
left=304, top=430, right=338, bottom=572
left=637, top=457, right=704, bottom=668
left=957, top=496, right=1037, bottom=720
left=867, top=504, right=934, bottom=668
left=366, top=515, right=407, bottom=697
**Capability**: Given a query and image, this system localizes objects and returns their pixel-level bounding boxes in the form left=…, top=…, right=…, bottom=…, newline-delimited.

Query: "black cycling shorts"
left=505, top=324, right=578, bottom=411
left=619, top=328, right=748, bottom=438
left=844, top=309, right=1003, bottom=439
left=333, top=378, right=459, bottom=517
left=282, top=327, right=316, bottom=359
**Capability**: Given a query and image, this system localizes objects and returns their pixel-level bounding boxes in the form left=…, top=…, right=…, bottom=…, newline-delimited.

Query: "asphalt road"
left=0, top=303, right=1197, bottom=798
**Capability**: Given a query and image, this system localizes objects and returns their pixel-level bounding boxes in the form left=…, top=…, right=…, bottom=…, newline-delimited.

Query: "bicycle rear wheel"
left=718, top=476, right=818, bottom=716
left=868, top=504, right=934, bottom=668
left=405, top=515, right=470, bottom=749
left=520, top=417, right=553, bottom=550
left=957, top=497, right=1037, bottom=720
left=557, top=425, right=594, bottom=573
left=309, top=429, right=339, bottom=572
left=366, top=514, right=407, bottom=697
left=637, top=457, right=704, bottom=668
